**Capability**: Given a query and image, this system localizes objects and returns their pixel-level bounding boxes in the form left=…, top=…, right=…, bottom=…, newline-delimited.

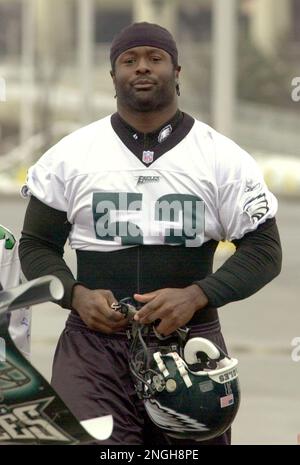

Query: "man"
left=19, top=22, right=282, bottom=445
left=0, top=224, right=31, bottom=358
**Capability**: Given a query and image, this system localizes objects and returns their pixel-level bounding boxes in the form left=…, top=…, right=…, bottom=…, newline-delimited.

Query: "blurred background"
left=0, top=0, right=299, bottom=445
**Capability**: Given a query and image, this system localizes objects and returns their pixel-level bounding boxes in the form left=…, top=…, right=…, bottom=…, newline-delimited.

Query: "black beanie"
left=110, top=22, right=178, bottom=68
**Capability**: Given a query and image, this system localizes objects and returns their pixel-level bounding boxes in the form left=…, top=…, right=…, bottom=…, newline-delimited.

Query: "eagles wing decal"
left=242, top=179, right=270, bottom=224
left=243, top=192, right=269, bottom=224
left=145, top=398, right=209, bottom=433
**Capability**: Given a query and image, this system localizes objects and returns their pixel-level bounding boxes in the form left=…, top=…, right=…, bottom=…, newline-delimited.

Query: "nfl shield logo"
left=142, top=151, right=154, bottom=164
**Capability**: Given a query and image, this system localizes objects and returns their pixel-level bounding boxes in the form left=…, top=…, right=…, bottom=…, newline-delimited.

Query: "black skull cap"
left=110, top=22, right=178, bottom=68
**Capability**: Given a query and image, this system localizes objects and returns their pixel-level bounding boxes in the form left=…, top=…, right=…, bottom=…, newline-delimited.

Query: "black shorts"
left=51, top=312, right=231, bottom=445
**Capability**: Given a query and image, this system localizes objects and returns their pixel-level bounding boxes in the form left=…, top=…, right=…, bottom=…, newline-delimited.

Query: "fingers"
left=105, top=290, right=118, bottom=307
left=134, top=297, right=162, bottom=323
left=84, top=306, right=128, bottom=333
left=133, top=288, right=198, bottom=336
left=96, top=290, right=124, bottom=323
left=75, top=288, right=129, bottom=332
left=155, top=317, right=181, bottom=337
left=134, top=292, right=157, bottom=303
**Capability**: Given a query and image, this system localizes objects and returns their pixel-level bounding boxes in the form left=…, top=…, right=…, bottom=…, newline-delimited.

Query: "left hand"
left=133, top=285, right=208, bottom=336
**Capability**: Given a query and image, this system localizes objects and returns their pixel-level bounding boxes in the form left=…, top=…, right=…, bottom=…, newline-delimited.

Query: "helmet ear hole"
left=184, top=337, right=221, bottom=365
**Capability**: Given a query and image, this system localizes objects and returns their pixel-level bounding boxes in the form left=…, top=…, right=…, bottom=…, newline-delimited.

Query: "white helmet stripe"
left=170, top=352, right=192, bottom=388
left=153, top=352, right=169, bottom=377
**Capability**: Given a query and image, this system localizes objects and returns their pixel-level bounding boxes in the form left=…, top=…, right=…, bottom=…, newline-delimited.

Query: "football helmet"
left=128, top=320, right=240, bottom=442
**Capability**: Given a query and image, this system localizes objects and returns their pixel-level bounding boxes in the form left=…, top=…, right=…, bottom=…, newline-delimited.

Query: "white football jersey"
left=0, top=225, right=31, bottom=358
left=24, top=115, right=277, bottom=251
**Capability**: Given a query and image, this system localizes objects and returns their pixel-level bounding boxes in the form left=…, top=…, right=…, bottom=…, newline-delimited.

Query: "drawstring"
left=137, top=246, right=140, bottom=295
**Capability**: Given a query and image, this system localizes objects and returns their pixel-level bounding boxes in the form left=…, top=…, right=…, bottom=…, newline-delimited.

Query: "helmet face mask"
left=129, top=325, right=240, bottom=442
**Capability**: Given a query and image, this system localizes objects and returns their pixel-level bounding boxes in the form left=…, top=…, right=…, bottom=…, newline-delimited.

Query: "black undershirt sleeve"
left=194, top=217, right=282, bottom=308
left=19, top=196, right=77, bottom=309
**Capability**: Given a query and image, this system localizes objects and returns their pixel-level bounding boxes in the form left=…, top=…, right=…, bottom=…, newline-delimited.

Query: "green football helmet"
left=129, top=324, right=240, bottom=442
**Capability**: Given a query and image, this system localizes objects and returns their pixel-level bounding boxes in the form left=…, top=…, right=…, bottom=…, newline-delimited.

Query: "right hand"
left=71, top=285, right=129, bottom=334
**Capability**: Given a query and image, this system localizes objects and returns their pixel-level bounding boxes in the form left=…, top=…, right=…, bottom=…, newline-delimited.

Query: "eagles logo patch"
left=243, top=192, right=269, bottom=223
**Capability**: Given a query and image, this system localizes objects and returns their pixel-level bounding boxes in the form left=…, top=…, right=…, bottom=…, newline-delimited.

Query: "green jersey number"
left=93, top=192, right=204, bottom=247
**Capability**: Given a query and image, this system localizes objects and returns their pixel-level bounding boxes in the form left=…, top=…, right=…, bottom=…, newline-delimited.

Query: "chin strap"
left=114, top=297, right=194, bottom=396
left=153, top=325, right=190, bottom=343
left=170, top=352, right=192, bottom=388
left=111, top=297, right=138, bottom=320
left=153, top=352, right=169, bottom=377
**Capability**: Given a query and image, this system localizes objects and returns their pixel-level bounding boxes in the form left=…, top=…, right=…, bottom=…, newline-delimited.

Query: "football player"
left=19, top=22, right=282, bottom=445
